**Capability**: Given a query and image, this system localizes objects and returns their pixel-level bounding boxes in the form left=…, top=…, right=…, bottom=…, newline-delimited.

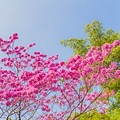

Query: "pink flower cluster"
left=102, top=40, right=120, bottom=57
left=0, top=34, right=119, bottom=119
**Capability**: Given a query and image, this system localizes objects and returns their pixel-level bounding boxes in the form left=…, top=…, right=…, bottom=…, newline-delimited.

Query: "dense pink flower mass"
left=0, top=34, right=120, bottom=120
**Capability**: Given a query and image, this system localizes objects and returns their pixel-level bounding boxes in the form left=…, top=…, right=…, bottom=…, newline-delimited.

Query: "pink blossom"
left=0, top=34, right=119, bottom=119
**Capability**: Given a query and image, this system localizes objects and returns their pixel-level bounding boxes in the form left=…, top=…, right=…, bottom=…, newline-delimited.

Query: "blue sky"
left=0, top=0, right=120, bottom=61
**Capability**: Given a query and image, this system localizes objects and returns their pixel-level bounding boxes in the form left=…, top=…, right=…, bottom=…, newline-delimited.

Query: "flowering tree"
left=0, top=33, right=61, bottom=120
left=39, top=40, right=120, bottom=120
left=60, top=20, right=120, bottom=117
left=0, top=33, right=120, bottom=120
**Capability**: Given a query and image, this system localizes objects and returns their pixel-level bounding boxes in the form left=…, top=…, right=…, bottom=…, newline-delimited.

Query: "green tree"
left=70, top=109, right=120, bottom=120
left=61, top=20, right=120, bottom=57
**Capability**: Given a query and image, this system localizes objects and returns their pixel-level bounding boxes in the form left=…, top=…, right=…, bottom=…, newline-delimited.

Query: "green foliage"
left=107, top=108, right=120, bottom=120
left=85, top=20, right=104, bottom=47
left=70, top=109, right=120, bottom=120
left=85, top=21, right=120, bottom=47
left=104, top=46, right=120, bottom=67
left=69, top=110, right=110, bottom=120
left=61, top=20, right=120, bottom=55
left=61, top=20, right=120, bottom=74
left=61, top=38, right=88, bottom=56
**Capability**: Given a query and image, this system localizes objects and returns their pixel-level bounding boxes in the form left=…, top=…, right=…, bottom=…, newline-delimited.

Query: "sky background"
left=0, top=0, right=120, bottom=61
